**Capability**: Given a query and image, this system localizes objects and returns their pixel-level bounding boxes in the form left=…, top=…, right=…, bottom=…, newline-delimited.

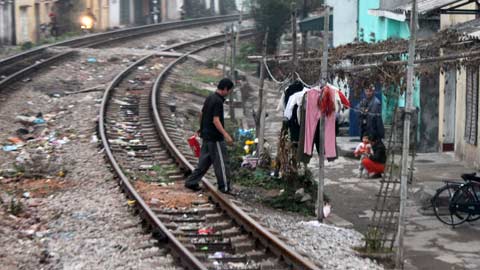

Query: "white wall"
left=109, top=0, right=120, bottom=27
left=326, top=0, right=358, bottom=47
left=164, top=0, right=182, bottom=20
left=0, top=1, right=14, bottom=45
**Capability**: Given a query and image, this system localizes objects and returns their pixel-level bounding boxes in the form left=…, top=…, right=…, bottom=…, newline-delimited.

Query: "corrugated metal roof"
left=397, top=0, right=465, bottom=14
left=374, top=0, right=465, bottom=15
left=451, top=17, right=480, bottom=39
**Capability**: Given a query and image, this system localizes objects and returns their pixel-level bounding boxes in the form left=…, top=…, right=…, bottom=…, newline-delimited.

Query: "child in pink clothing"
left=354, top=135, right=373, bottom=178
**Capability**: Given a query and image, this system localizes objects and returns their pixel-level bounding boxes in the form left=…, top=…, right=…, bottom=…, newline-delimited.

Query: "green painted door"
left=120, top=0, right=130, bottom=25
left=134, top=0, right=144, bottom=25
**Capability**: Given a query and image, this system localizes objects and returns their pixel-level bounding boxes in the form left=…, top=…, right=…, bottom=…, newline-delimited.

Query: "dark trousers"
left=185, top=140, right=230, bottom=192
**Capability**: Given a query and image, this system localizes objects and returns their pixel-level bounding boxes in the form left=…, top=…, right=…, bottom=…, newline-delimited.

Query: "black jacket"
left=359, top=97, right=384, bottom=139
left=370, top=141, right=386, bottom=164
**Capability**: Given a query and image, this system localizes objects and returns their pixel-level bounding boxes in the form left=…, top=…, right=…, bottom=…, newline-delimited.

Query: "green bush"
left=21, top=42, right=33, bottom=51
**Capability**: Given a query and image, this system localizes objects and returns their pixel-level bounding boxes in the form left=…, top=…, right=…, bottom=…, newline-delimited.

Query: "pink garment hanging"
left=303, top=87, right=337, bottom=158
left=304, top=89, right=321, bottom=155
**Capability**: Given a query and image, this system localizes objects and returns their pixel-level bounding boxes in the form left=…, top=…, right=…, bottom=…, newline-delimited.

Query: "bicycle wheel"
left=449, top=184, right=475, bottom=225
left=467, top=186, right=480, bottom=222
left=432, top=184, right=469, bottom=226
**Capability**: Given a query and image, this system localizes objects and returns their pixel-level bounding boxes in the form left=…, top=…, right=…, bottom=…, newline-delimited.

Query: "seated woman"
left=361, top=135, right=386, bottom=178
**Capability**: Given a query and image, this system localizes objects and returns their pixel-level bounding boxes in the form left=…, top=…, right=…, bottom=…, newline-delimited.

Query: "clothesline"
left=263, top=58, right=291, bottom=85
left=263, top=59, right=386, bottom=117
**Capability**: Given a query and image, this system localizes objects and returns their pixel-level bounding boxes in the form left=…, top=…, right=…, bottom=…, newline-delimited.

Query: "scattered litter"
left=208, top=251, right=225, bottom=259
left=127, top=200, right=136, bottom=206
left=90, top=135, right=98, bottom=144
left=32, top=117, right=46, bottom=125
left=323, top=203, right=332, bottom=218
left=198, top=227, right=214, bottom=235
left=139, top=164, right=153, bottom=170
left=3, top=145, right=19, bottom=152
left=48, top=93, right=63, bottom=98
left=109, top=139, right=127, bottom=146
left=113, top=99, right=131, bottom=106
left=87, top=57, right=97, bottom=63
left=23, top=192, right=30, bottom=199
left=8, top=137, right=23, bottom=144
left=22, top=77, right=32, bottom=82
left=200, top=246, right=209, bottom=251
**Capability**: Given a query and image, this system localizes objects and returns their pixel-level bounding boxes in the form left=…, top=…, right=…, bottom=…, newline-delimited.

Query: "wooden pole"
left=291, top=1, right=298, bottom=72
left=396, top=0, right=417, bottom=268
left=230, top=25, right=236, bottom=121
left=257, top=31, right=269, bottom=156
left=223, top=25, right=228, bottom=77
left=301, top=0, right=308, bottom=54
left=317, top=6, right=330, bottom=223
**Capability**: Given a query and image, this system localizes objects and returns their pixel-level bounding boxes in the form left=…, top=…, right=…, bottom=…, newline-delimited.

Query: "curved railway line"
left=0, top=15, right=321, bottom=270
left=98, top=31, right=321, bottom=270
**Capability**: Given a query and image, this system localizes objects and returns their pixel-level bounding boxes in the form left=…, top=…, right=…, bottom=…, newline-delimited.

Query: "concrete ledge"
left=325, top=213, right=354, bottom=229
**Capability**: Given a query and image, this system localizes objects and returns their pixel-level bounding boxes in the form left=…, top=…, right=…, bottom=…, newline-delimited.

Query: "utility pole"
left=257, top=31, right=268, bottom=156
left=396, top=0, right=417, bottom=268
left=317, top=6, right=330, bottom=223
left=291, top=1, right=298, bottom=72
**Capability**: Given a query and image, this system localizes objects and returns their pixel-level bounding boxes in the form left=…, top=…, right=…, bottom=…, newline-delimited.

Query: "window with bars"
left=465, top=66, right=479, bottom=145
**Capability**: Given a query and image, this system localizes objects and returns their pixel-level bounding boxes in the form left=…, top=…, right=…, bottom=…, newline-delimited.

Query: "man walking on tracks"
left=185, top=78, right=234, bottom=194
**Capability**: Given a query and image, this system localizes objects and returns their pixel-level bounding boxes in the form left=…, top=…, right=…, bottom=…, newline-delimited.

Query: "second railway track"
left=99, top=29, right=321, bottom=269
left=0, top=15, right=242, bottom=90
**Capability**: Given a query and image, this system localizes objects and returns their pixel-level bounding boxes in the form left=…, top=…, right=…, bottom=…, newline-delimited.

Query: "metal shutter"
left=465, top=66, right=479, bottom=145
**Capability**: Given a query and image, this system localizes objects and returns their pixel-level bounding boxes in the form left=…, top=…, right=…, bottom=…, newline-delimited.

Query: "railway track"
left=99, top=31, right=321, bottom=269
left=0, top=15, right=242, bottom=89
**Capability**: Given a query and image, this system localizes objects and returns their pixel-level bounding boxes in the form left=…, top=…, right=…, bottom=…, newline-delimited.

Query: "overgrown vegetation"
left=139, top=165, right=177, bottom=183
left=225, top=119, right=321, bottom=216
left=8, top=198, right=23, bottom=216
left=173, top=83, right=212, bottom=97
left=251, top=0, right=323, bottom=54
left=236, top=43, right=257, bottom=72
left=251, top=0, right=292, bottom=54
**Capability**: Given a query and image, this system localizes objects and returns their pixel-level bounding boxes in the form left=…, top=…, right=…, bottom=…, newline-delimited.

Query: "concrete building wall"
left=84, top=0, right=110, bottom=29
left=326, top=0, right=357, bottom=46
left=109, top=0, right=121, bottom=27
left=15, top=0, right=56, bottom=44
left=0, top=0, right=15, bottom=45
left=438, top=3, right=480, bottom=165
left=453, top=67, right=480, bottom=168
left=161, top=0, right=182, bottom=21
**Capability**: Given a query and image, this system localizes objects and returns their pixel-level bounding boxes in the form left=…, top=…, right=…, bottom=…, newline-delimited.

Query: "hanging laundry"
left=304, top=89, right=322, bottom=155
left=302, top=86, right=337, bottom=159
left=284, top=89, right=306, bottom=120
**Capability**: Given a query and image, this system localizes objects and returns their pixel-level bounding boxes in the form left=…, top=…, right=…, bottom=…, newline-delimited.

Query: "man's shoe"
left=220, top=189, right=238, bottom=196
left=185, top=184, right=202, bottom=192
left=370, top=173, right=382, bottom=179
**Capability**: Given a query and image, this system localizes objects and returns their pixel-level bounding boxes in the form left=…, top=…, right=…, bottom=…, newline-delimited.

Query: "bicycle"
left=431, top=173, right=480, bottom=226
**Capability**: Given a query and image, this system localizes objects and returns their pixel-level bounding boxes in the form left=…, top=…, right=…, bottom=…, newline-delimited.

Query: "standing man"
left=359, top=84, right=384, bottom=140
left=185, top=78, right=234, bottom=194
left=48, top=11, right=58, bottom=37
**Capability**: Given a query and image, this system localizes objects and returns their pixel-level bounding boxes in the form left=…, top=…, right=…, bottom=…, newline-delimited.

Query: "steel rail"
left=98, top=54, right=207, bottom=270
left=151, top=34, right=321, bottom=270
left=0, top=51, right=75, bottom=89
